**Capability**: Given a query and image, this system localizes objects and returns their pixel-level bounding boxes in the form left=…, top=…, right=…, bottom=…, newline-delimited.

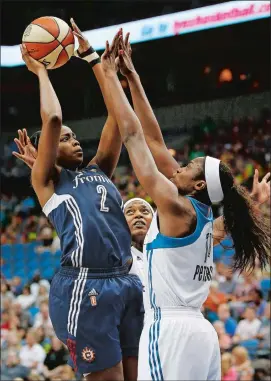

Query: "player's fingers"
left=253, top=168, right=259, bottom=182
left=20, top=45, right=26, bottom=61
left=110, top=28, right=122, bottom=52
left=23, top=129, right=28, bottom=146
left=18, top=130, right=25, bottom=145
left=14, top=139, right=24, bottom=155
left=262, top=172, right=270, bottom=183
left=124, top=32, right=130, bottom=49
left=104, top=41, right=110, bottom=58
left=118, top=35, right=125, bottom=52
left=118, top=49, right=125, bottom=64
left=73, top=31, right=83, bottom=41
left=112, top=36, right=121, bottom=57
left=12, top=152, right=24, bottom=160
left=70, top=18, right=82, bottom=35
left=128, top=42, right=132, bottom=56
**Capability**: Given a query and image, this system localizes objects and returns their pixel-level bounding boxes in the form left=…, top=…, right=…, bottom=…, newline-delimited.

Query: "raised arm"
left=71, top=20, right=122, bottom=178
left=102, top=38, right=181, bottom=218
left=117, top=33, right=179, bottom=179
left=20, top=45, right=62, bottom=208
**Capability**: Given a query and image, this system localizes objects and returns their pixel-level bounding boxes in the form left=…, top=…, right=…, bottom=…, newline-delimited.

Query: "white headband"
left=124, top=198, right=154, bottom=215
left=205, top=156, right=224, bottom=204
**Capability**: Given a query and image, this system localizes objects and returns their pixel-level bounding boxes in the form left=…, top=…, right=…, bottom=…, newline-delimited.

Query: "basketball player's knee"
left=85, top=361, right=123, bottom=381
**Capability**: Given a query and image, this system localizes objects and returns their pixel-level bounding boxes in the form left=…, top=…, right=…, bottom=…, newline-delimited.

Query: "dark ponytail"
left=220, top=163, right=270, bottom=272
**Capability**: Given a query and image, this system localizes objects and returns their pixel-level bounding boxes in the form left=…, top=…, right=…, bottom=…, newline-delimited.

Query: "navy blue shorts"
left=49, top=266, right=144, bottom=375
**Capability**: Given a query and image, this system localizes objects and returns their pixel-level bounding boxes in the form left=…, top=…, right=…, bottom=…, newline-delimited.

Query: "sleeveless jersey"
left=42, top=165, right=132, bottom=269
left=143, top=197, right=213, bottom=310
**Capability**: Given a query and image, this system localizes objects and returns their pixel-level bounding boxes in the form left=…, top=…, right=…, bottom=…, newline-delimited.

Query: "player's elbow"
left=41, top=113, right=62, bottom=129
left=48, top=114, right=62, bottom=128
left=122, top=125, right=143, bottom=145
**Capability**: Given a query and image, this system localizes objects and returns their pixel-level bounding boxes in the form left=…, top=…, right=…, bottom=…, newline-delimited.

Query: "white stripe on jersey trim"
left=65, top=198, right=84, bottom=267
left=42, top=193, right=84, bottom=267
left=42, top=193, right=71, bottom=216
left=67, top=268, right=88, bottom=336
left=65, top=200, right=80, bottom=267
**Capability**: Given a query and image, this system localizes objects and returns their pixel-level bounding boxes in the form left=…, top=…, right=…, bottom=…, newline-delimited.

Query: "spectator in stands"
left=1, top=309, right=11, bottom=337
left=43, top=337, right=68, bottom=372
left=10, top=276, right=23, bottom=296
left=29, top=273, right=50, bottom=300
left=252, top=358, right=270, bottom=381
left=218, top=264, right=238, bottom=298
left=1, top=331, right=21, bottom=364
left=249, top=289, right=267, bottom=318
left=2, top=214, right=23, bottom=244
left=233, top=306, right=261, bottom=343
left=221, top=352, right=238, bottom=381
left=33, top=301, right=54, bottom=337
left=1, top=350, right=30, bottom=380
left=1, top=281, right=14, bottom=310
left=232, top=346, right=254, bottom=381
left=204, top=280, right=227, bottom=322
left=217, top=304, right=237, bottom=337
left=22, top=215, right=38, bottom=242
left=229, top=271, right=259, bottom=319
left=255, top=302, right=270, bottom=357
left=35, top=224, right=61, bottom=254
left=35, top=284, right=49, bottom=306
left=19, top=329, right=46, bottom=376
left=12, top=301, right=32, bottom=330
left=16, top=285, right=35, bottom=310
left=213, top=321, right=232, bottom=352
left=43, top=364, right=76, bottom=380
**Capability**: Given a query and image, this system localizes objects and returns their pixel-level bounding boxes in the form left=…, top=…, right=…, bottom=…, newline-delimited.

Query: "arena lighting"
left=219, top=68, right=233, bottom=83
left=1, top=1, right=270, bottom=67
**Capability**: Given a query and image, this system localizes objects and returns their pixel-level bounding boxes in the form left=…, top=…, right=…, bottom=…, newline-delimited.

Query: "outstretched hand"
left=70, top=18, right=91, bottom=55
left=251, top=169, right=270, bottom=205
left=20, top=44, right=46, bottom=75
left=101, top=29, right=122, bottom=75
left=116, top=32, right=135, bottom=77
left=12, top=129, right=37, bottom=169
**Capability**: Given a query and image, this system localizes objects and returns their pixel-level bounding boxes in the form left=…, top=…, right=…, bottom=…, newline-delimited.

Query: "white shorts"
left=138, top=308, right=221, bottom=381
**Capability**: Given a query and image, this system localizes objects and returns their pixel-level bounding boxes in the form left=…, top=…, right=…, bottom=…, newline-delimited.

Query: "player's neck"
left=133, top=240, right=143, bottom=253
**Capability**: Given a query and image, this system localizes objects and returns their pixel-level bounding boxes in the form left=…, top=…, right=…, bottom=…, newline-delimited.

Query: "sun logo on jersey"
left=88, top=289, right=99, bottom=306
left=82, top=347, right=95, bottom=363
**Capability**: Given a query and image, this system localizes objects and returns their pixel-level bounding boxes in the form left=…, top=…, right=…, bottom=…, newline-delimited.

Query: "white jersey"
left=129, top=246, right=145, bottom=286
left=143, top=197, right=214, bottom=311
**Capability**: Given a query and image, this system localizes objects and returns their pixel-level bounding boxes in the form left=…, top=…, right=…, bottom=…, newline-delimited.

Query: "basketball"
left=22, top=17, right=74, bottom=69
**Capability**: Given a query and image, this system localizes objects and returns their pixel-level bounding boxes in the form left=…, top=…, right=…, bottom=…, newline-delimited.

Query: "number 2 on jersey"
left=96, top=185, right=109, bottom=212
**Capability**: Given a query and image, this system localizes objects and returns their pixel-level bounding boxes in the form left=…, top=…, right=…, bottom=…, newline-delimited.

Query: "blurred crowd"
left=1, top=111, right=270, bottom=380
left=1, top=273, right=75, bottom=381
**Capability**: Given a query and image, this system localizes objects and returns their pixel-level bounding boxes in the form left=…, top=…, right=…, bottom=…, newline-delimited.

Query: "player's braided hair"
left=195, top=160, right=270, bottom=273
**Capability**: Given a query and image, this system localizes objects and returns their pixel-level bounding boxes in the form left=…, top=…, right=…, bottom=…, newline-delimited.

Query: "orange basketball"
left=22, top=16, right=75, bottom=70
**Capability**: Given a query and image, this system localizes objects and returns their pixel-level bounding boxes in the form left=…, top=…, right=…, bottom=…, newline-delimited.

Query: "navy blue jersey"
left=43, top=165, right=132, bottom=269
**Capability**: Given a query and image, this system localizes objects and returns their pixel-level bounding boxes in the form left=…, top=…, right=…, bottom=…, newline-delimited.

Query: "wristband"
left=74, top=47, right=101, bottom=67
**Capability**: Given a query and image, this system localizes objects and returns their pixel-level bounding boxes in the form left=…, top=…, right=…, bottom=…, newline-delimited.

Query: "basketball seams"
left=50, top=17, right=60, bottom=39
left=59, top=27, right=71, bottom=47
left=25, top=41, right=59, bottom=45
left=30, top=22, right=57, bottom=41
left=54, top=49, right=69, bottom=69
left=24, top=17, right=74, bottom=68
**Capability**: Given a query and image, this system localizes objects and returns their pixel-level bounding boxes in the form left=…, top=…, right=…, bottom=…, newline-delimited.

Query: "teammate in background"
left=125, top=198, right=154, bottom=285
left=101, top=34, right=270, bottom=381
left=17, top=24, right=143, bottom=381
